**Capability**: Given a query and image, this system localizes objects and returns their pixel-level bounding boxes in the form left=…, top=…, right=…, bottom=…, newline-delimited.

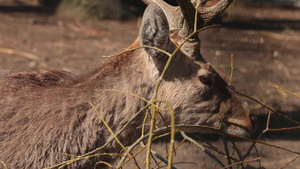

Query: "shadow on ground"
left=0, top=0, right=62, bottom=15
left=222, top=19, right=300, bottom=31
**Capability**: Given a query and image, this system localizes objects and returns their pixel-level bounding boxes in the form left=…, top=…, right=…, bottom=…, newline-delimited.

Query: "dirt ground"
left=0, top=2, right=300, bottom=169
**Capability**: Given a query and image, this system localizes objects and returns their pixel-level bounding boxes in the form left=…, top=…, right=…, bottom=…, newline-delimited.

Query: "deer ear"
left=140, top=4, right=170, bottom=60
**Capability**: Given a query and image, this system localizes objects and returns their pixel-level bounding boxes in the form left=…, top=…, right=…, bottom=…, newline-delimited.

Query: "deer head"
left=139, top=0, right=255, bottom=136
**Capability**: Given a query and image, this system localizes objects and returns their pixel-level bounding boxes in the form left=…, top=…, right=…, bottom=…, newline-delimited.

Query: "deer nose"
left=243, top=111, right=257, bottom=135
left=243, top=104, right=257, bottom=134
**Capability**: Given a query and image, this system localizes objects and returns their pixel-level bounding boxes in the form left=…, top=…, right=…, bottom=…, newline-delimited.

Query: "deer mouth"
left=221, top=122, right=253, bottom=137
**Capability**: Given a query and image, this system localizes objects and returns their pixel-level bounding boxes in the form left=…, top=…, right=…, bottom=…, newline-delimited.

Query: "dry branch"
left=273, top=85, right=300, bottom=98
left=222, top=157, right=261, bottom=169
left=281, top=155, right=300, bottom=169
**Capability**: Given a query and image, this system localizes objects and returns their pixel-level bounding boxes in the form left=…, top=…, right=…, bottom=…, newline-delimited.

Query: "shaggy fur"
left=0, top=4, right=254, bottom=169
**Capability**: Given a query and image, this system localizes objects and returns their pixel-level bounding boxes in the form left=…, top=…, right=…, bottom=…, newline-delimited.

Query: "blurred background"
left=0, top=0, right=299, bottom=168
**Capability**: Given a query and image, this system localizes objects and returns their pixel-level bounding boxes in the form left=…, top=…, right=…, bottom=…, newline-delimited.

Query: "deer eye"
left=198, top=76, right=212, bottom=86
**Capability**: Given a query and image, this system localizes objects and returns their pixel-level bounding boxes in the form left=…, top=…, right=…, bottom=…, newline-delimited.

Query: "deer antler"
left=176, top=0, right=197, bottom=38
left=176, top=0, right=233, bottom=38
left=197, top=0, right=233, bottom=24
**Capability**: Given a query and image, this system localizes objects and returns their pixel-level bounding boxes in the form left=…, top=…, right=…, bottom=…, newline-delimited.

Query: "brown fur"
left=0, top=4, right=255, bottom=169
left=0, top=39, right=153, bottom=169
left=84, top=40, right=140, bottom=80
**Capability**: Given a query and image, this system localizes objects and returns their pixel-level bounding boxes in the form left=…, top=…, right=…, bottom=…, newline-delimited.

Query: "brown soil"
left=0, top=3, right=300, bottom=169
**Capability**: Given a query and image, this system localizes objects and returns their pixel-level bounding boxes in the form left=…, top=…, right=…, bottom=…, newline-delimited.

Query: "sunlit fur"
left=0, top=4, right=254, bottom=169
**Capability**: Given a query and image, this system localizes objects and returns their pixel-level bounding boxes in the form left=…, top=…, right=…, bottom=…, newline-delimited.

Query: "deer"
left=0, top=0, right=256, bottom=168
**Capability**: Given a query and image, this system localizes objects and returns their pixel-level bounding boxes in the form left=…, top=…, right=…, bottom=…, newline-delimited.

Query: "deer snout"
left=223, top=106, right=257, bottom=137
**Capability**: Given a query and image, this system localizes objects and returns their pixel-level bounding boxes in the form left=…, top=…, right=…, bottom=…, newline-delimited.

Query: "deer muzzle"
left=222, top=110, right=257, bottom=137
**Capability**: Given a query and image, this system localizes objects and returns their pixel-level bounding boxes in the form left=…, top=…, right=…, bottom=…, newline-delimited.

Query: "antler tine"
left=176, top=0, right=233, bottom=37
left=198, top=0, right=233, bottom=24
left=176, top=0, right=197, bottom=36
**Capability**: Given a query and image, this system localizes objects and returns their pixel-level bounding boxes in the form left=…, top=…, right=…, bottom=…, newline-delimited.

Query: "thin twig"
left=102, top=45, right=172, bottom=58
left=242, top=109, right=271, bottom=161
left=117, top=145, right=147, bottom=169
left=94, top=161, right=113, bottom=168
left=117, top=98, right=176, bottom=168
left=153, top=138, right=187, bottom=168
left=265, top=109, right=271, bottom=131
left=267, top=126, right=300, bottom=131
left=103, top=89, right=168, bottom=111
left=254, top=145, right=262, bottom=168
left=89, top=103, right=135, bottom=165
left=117, top=132, right=174, bottom=168
left=117, top=124, right=228, bottom=168
left=222, top=136, right=232, bottom=169
left=0, top=47, right=47, bottom=68
left=229, top=133, right=300, bottom=156
left=150, top=149, right=161, bottom=169
left=181, top=131, right=225, bottom=167
left=47, top=104, right=152, bottom=169
left=273, top=85, right=300, bottom=98
left=230, top=140, right=244, bottom=169
left=155, top=99, right=176, bottom=169
left=236, top=91, right=300, bottom=126
left=139, top=142, right=177, bottom=169
left=280, top=155, right=300, bottom=169
left=1, top=161, right=8, bottom=169
left=142, top=110, right=150, bottom=136
left=228, top=54, right=234, bottom=86
left=222, top=157, right=261, bottom=169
